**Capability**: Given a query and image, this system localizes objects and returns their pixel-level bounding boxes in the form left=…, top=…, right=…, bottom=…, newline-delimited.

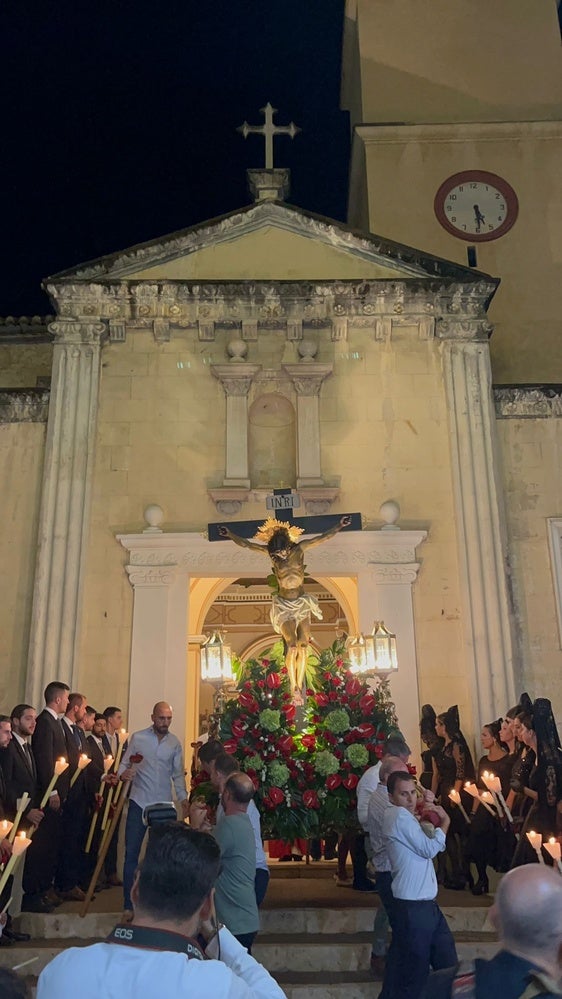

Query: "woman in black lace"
left=465, top=719, right=513, bottom=894
left=419, top=704, right=444, bottom=791
left=530, top=698, right=562, bottom=846
left=432, top=704, right=475, bottom=889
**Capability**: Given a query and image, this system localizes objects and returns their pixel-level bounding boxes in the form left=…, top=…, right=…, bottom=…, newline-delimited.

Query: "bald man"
left=214, top=772, right=260, bottom=953
left=426, top=864, right=562, bottom=998
left=119, top=702, right=188, bottom=919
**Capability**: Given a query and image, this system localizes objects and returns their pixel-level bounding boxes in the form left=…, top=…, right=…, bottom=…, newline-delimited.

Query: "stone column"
left=282, top=363, right=332, bottom=487
left=26, top=319, right=107, bottom=707
left=211, top=364, right=261, bottom=487
left=124, top=558, right=189, bottom=737
left=442, top=336, right=517, bottom=723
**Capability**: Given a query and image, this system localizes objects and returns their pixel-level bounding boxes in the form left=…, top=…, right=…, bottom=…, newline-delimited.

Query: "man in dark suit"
left=27, top=680, right=70, bottom=911
left=56, top=693, right=91, bottom=900
left=84, top=713, right=118, bottom=884
left=101, top=706, right=126, bottom=887
left=0, top=715, right=16, bottom=945
left=0, top=705, right=41, bottom=939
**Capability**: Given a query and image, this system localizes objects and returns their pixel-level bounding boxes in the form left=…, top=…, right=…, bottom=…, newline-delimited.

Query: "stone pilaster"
left=282, top=363, right=332, bottom=487
left=211, top=364, right=261, bottom=487
left=26, top=319, right=107, bottom=707
left=442, top=338, right=517, bottom=723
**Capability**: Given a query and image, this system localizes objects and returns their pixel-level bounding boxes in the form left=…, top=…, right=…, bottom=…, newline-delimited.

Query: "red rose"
left=130, top=753, right=143, bottom=764
left=303, top=789, right=320, bottom=809
left=256, top=680, right=265, bottom=689
left=266, top=672, right=281, bottom=689
left=360, top=694, right=376, bottom=715
left=328, top=691, right=338, bottom=702
left=374, top=745, right=384, bottom=759
left=283, top=704, right=296, bottom=723
left=243, top=681, right=253, bottom=690
left=239, top=692, right=259, bottom=712
left=407, top=764, right=417, bottom=776
left=331, top=675, right=343, bottom=687
left=326, top=773, right=342, bottom=790
left=301, top=734, right=316, bottom=751
left=222, top=739, right=239, bottom=755
left=268, top=786, right=285, bottom=805
left=345, top=677, right=361, bottom=696
left=315, top=693, right=329, bottom=707
left=261, top=659, right=270, bottom=667
left=277, top=734, right=294, bottom=754
left=356, top=723, right=375, bottom=739
left=342, top=774, right=359, bottom=790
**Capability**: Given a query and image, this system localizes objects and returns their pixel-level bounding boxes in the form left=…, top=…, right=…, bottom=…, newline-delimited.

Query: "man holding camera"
left=37, top=822, right=284, bottom=998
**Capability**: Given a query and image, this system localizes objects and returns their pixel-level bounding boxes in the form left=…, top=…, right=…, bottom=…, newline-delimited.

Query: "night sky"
left=2, top=1, right=349, bottom=318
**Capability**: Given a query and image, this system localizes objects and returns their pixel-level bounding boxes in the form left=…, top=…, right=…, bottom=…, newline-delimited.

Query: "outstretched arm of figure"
left=217, top=525, right=268, bottom=554
left=300, top=515, right=352, bottom=551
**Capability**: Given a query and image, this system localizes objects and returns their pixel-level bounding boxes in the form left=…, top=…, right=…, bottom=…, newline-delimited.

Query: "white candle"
left=103, top=754, right=114, bottom=773
left=543, top=837, right=562, bottom=872
left=8, top=792, right=30, bottom=842
left=70, top=754, right=91, bottom=788
left=39, top=757, right=69, bottom=809
left=449, top=789, right=471, bottom=824
left=526, top=830, right=545, bottom=863
left=0, top=820, right=13, bottom=843
left=0, top=832, right=32, bottom=896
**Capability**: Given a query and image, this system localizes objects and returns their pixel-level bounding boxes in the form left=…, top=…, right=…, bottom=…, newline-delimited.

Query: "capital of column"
left=211, top=364, right=262, bottom=396
left=282, top=363, right=333, bottom=396
left=48, top=319, right=107, bottom=346
left=126, top=564, right=178, bottom=588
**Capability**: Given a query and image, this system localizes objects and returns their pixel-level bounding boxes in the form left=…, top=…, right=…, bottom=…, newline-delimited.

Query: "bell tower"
left=342, top=0, right=562, bottom=382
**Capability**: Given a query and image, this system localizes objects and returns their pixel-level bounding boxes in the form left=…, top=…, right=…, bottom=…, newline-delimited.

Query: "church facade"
left=1, top=1, right=561, bottom=757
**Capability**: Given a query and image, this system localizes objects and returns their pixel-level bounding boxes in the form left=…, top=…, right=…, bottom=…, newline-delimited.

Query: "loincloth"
left=270, top=593, right=323, bottom=633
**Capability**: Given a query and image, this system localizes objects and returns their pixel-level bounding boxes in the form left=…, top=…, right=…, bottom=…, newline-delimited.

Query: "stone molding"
left=494, top=386, right=562, bottom=419
left=0, top=389, right=50, bottom=424
left=282, top=363, right=333, bottom=396
left=211, top=364, right=262, bottom=397
left=126, top=565, right=177, bottom=587
left=117, top=528, right=427, bottom=576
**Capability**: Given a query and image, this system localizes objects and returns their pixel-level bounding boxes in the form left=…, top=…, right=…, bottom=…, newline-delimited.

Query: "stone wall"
left=0, top=417, right=46, bottom=710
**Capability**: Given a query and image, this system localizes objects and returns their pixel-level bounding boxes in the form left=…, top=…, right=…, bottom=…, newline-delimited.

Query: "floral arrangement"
left=214, top=639, right=399, bottom=841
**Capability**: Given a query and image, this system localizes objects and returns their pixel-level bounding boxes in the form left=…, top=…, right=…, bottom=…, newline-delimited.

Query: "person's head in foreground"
left=387, top=771, right=418, bottom=813
left=491, top=864, right=562, bottom=980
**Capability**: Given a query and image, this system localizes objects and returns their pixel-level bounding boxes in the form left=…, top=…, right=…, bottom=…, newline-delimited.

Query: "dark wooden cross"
left=208, top=489, right=361, bottom=542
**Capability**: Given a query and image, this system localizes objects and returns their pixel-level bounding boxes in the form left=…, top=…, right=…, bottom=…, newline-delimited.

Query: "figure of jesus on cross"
left=218, top=514, right=351, bottom=704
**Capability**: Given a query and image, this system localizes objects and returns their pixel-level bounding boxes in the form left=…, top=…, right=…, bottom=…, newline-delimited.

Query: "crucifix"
left=237, top=103, right=301, bottom=169
left=209, top=491, right=361, bottom=703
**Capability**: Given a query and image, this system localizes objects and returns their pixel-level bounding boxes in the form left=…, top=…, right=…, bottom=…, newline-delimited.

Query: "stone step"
left=0, top=932, right=498, bottom=978
left=16, top=903, right=494, bottom=939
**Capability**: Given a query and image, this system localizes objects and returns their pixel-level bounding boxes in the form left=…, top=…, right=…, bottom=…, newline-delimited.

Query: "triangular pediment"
left=49, top=201, right=490, bottom=287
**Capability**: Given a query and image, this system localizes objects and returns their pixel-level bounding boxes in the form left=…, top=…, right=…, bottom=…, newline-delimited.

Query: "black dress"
left=466, top=752, right=513, bottom=878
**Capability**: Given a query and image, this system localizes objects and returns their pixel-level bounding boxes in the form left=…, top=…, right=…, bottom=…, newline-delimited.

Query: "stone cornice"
left=117, top=528, right=427, bottom=579
left=356, top=121, right=562, bottom=145
left=0, top=315, right=55, bottom=345
left=494, top=386, right=562, bottom=419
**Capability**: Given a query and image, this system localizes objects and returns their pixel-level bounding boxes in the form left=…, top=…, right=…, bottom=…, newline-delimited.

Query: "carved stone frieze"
left=0, top=389, right=50, bottom=424
left=129, top=551, right=178, bottom=565
left=436, top=318, right=493, bottom=341
left=494, top=386, right=562, bottom=419
left=370, top=565, right=420, bottom=584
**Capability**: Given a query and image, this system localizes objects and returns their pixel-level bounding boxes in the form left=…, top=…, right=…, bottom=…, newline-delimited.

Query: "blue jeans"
left=372, top=870, right=393, bottom=957
left=123, top=800, right=147, bottom=910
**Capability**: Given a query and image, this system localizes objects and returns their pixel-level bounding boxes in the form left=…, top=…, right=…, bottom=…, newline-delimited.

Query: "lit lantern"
left=346, top=634, right=368, bottom=675
left=200, top=632, right=234, bottom=687
left=364, top=621, right=398, bottom=673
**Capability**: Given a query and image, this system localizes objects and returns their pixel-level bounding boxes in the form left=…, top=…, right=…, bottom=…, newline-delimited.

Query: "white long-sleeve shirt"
left=37, top=925, right=284, bottom=999
left=356, top=762, right=381, bottom=829
left=382, top=803, right=446, bottom=901
left=118, top=727, right=187, bottom=810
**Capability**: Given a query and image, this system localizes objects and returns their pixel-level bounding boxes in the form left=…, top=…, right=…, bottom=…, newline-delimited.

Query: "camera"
left=142, top=802, right=178, bottom=826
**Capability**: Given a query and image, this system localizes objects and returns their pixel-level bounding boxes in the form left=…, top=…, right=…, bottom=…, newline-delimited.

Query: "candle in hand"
left=0, top=820, right=13, bottom=843
left=544, top=837, right=562, bottom=870
left=103, top=755, right=114, bottom=774
left=70, top=754, right=91, bottom=788
left=39, top=757, right=69, bottom=809
left=526, top=830, right=545, bottom=862
left=11, top=831, right=32, bottom=856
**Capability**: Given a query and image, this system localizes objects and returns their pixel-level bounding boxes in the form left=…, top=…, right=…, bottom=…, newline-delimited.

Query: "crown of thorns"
left=253, top=518, right=304, bottom=544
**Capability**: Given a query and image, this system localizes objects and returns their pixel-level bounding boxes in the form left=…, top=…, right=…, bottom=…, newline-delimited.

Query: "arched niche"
left=248, top=393, right=296, bottom=488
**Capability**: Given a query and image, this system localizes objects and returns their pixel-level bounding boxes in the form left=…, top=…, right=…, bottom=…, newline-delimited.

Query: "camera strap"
left=107, top=924, right=206, bottom=961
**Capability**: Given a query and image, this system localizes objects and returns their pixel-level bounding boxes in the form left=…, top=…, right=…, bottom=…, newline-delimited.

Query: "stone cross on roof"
left=237, top=102, right=301, bottom=169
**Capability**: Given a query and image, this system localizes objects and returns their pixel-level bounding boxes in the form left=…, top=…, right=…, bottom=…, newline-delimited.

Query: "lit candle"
left=526, top=830, right=545, bottom=864
left=0, top=831, right=32, bottom=896
left=480, top=790, right=499, bottom=815
left=449, top=789, right=471, bottom=824
left=0, top=820, right=13, bottom=843
left=70, top=754, right=91, bottom=788
left=39, top=757, right=69, bottom=809
left=84, top=757, right=114, bottom=854
left=543, top=837, right=562, bottom=872
left=7, top=792, right=30, bottom=842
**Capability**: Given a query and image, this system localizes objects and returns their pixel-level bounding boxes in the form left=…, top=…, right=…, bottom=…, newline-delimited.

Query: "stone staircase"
left=1, top=894, right=498, bottom=997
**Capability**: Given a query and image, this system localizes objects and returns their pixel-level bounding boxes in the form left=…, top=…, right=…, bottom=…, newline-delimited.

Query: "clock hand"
left=473, top=203, right=485, bottom=233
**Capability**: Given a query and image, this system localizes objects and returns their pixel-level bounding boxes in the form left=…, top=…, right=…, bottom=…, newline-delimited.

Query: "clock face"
left=434, top=170, right=518, bottom=242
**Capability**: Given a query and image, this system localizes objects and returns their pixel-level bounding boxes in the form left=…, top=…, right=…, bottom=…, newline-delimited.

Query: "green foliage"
left=203, top=640, right=399, bottom=839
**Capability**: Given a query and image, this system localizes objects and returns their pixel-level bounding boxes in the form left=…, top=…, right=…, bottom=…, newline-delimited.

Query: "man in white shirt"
left=37, top=821, right=284, bottom=999
left=381, top=771, right=457, bottom=999
left=119, top=701, right=189, bottom=918
left=353, top=737, right=411, bottom=891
